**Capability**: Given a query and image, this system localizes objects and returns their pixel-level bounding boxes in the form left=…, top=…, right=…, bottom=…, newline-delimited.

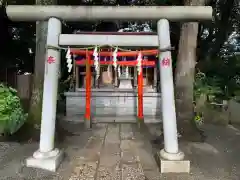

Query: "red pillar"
left=137, top=65, right=144, bottom=121
left=85, top=50, right=91, bottom=128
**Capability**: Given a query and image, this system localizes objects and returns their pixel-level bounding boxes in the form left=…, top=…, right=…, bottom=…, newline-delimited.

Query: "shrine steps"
left=61, top=115, right=162, bottom=124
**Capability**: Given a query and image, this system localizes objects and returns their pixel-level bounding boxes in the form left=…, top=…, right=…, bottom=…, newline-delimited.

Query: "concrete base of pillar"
left=84, top=119, right=92, bottom=129
left=137, top=117, right=144, bottom=128
left=156, top=149, right=190, bottom=173
left=26, top=148, right=64, bottom=172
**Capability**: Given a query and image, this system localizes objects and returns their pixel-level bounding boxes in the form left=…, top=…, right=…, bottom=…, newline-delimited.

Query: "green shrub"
left=0, top=84, right=27, bottom=135
left=194, top=71, right=222, bottom=102
left=194, top=72, right=222, bottom=126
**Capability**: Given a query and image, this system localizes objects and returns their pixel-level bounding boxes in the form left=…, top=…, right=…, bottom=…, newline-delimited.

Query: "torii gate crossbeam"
left=6, top=5, right=212, bottom=21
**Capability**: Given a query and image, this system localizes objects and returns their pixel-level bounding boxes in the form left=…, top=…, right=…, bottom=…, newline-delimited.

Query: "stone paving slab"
left=68, top=123, right=160, bottom=180
left=68, top=123, right=240, bottom=180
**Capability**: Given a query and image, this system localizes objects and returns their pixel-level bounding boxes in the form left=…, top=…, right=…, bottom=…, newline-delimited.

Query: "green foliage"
left=200, top=55, right=240, bottom=100
left=194, top=71, right=222, bottom=102
left=0, top=84, right=27, bottom=135
left=194, top=114, right=204, bottom=126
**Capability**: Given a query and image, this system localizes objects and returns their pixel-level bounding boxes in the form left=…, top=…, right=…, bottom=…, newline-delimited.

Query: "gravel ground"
left=0, top=121, right=240, bottom=180
left=146, top=124, right=240, bottom=180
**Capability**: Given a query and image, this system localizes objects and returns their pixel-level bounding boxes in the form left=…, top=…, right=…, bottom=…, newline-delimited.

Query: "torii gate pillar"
left=26, top=17, right=64, bottom=172
left=157, top=19, right=189, bottom=173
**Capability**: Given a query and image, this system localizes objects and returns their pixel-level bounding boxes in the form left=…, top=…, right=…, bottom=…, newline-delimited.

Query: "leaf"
left=0, top=84, right=27, bottom=134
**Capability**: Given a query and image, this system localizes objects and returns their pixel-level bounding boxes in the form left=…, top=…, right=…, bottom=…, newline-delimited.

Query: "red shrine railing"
left=70, top=48, right=160, bottom=123
left=72, top=49, right=158, bottom=66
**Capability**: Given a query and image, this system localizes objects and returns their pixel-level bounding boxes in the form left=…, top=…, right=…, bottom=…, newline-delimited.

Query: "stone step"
left=61, top=115, right=162, bottom=123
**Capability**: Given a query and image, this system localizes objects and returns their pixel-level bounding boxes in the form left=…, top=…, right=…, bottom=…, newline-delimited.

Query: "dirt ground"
left=0, top=121, right=240, bottom=180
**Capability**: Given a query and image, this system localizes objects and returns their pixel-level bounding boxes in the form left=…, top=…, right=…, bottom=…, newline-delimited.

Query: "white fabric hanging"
left=126, top=66, right=129, bottom=78
left=112, top=47, right=118, bottom=70
left=137, top=52, right=142, bottom=75
left=93, top=46, right=100, bottom=79
left=117, top=66, right=121, bottom=77
left=66, top=47, right=72, bottom=73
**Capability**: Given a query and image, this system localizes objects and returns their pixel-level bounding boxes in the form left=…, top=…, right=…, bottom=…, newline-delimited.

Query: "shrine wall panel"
left=65, top=91, right=162, bottom=123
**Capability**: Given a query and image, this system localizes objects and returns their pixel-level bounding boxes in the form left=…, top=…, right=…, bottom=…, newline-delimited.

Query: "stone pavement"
left=68, top=123, right=160, bottom=180
left=1, top=122, right=240, bottom=180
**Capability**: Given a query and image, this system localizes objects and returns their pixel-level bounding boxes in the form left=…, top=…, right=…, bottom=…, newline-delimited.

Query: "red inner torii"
left=70, top=48, right=165, bottom=122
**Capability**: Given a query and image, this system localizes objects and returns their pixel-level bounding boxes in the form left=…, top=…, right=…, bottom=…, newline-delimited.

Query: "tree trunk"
left=175, top=0, right=206, bottom=141
left=27, top=0, right=57, bottom=133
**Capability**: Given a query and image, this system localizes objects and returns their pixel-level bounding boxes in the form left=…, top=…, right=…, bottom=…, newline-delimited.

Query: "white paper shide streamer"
left=112, top=47, right=118, bottom=70
left=123, top=56, right=129, bottom=78
left=137, top=52, right=142, bottom=75
left=93, top=46, right=100, bottom=79
left=117, top=66, right=121, bottom=77
left=113, top=47, right=122, bottom=77
left=66, top=47, right=72, bottom=73
left=126, top=66, right=129, bottom=78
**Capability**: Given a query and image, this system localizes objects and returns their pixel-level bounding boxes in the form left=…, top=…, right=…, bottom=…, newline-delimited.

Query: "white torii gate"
left=4, top=5, right=213, bottom=172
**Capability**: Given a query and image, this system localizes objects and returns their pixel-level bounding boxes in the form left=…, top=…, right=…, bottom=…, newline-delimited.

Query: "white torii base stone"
left=157, top=149, right=190, bottom=173
left=26, top=148, right=64, bottom=172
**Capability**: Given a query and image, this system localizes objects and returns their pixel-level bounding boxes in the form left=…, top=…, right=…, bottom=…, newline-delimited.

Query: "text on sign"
left=161, top=57, right=170, bottom=67
left=47, top=56, right=55, bottom=64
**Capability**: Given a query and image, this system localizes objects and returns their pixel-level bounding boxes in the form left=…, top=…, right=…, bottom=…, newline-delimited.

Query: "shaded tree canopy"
left=0, top=0, right=239, bottom=99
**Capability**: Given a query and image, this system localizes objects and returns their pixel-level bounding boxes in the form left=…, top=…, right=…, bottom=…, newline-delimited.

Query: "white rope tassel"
left=112, top=47, right=118, bottom=70
left=66, top=47, right=72, bottom=73
left=93, top=46, right=100, bottom=79
left=117, top=66, right=121, bottom=77
left=126, top=66, right=129, bottom=78
left=137, top=52, right=142, bottom=75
